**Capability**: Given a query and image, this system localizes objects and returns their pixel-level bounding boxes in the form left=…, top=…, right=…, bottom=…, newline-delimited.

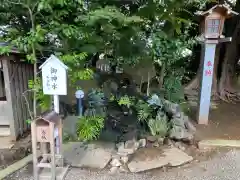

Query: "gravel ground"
left=4, top=149, right=240, bottom=180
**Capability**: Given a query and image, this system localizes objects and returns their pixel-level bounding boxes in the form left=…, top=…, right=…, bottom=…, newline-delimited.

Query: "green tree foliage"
left=0, top=0, right=211, bottom=115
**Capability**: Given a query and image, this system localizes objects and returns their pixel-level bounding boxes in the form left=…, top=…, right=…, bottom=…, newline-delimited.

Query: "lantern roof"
left=35, top=111, right=60, bottom=124
left=196, top=4, right=238, bottom=18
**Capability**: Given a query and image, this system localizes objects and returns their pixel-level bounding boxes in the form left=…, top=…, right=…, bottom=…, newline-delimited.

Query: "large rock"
left=171, top=116, right=185, bottom=128
left=64, top=142, right=115, bottom=169
left=63, top=116, right=79, bottom=139
left=184, top=116, right=196, bottom=133
left=169, top=126, right=194, bottom=141
left=128, top=147, right=193, bottom=172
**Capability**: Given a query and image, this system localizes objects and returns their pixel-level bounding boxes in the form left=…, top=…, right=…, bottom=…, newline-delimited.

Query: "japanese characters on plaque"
left=41, top=128, right=47, bottom=140
left=40, top=55, right=68, bottom=95
left=46, top=67, right=58, bottom=91
left=205, top=60, right=213, bottom=77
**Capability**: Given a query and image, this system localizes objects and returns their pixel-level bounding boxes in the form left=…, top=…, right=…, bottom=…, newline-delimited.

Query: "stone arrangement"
left=108, top=137, right=193, bottom=174
left=64, top=137, right=194, bottom=174
left=163, top=100, right=196, bottom=142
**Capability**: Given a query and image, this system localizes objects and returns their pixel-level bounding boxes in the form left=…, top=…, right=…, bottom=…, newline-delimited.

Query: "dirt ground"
left=0, top=133, right=31, bottom=170
left=193, top=102, right=240, bottom=140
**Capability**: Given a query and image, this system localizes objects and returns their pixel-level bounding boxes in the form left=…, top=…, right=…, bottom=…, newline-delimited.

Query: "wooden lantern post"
left=31, top=111, right=69, bottom=180
left=196, top=4, right=238, bottom=125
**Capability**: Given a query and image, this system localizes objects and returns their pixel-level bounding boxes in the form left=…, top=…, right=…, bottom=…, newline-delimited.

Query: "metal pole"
left=75, top=90, right=84, bottom=117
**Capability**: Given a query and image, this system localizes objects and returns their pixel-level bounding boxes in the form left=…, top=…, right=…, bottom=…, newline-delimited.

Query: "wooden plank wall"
left=8, top=60, right=34, bottom=137
left=0, top=60, right=5, bottom=98
left=2, top=58, right=16, bottom=138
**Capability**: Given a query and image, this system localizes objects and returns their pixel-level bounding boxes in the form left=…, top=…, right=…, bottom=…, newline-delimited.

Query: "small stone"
left=110, top=158, right=122, bottom=167
left=119, top=165, right=129, bottom=173
left=117, top=152, right=129, bottom=156
left=116, top=142, right=124, bottom=149
left=134, top=141, right=140, bottom=151
left=117, top=143, right=127, bottom=154
left=111, top=154, right=121, bottom=160
left=125, top=140, right=135, bottom=149
left=157, top=137, right=164, bottom=145
left=164, top=138, right=174, bottom=147
left=139, top=139, right=147, bottom=148
left=174, top=142, right=186, bottom=151
left=153, top=141, right=159, bottom=147
left=122, top=140, right=138, bottom=154
left=147, top=136, right=157, bottom=142
left=121, top=156, right=129, bottom=164
left=109, top=166, right=119, bottom=174
left=162, top=166, right=167, bottom=172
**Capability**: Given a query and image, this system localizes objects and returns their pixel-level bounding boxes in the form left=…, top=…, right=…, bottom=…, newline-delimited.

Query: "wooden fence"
left=0, top=56, right=34, bottom=139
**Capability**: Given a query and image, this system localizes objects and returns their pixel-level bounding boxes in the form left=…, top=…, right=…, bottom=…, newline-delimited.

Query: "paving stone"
left=166, top=147, right=193, bottom=167
left=128, top=147, right=193, bottom=172
left=64, top=142, right=115, bottom=169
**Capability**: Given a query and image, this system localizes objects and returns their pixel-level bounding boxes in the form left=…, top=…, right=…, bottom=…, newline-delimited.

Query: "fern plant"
left=148, top=110, right=169, bottom=137
left=118, top=95, right=133, bottom=108
left=76, top=116, right=105, bottom=141
left=135, top=94, right=170, bottom=137
left=135, top=100, right=152, bottom=122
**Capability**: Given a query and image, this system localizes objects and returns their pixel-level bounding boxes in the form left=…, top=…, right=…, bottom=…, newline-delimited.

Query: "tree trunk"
left=218, top=21, right=240, bottom=101
left=185, top=45, right=220, bottom=95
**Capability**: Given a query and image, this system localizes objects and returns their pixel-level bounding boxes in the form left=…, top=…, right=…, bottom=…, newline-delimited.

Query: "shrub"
left=76, top=116, right=105, bottom=141
left=135, top=94, right=170, bottom=137
left=148, top=111, right=169, bottom=137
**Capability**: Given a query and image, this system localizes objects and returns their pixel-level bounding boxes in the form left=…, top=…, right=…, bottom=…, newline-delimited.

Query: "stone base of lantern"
left=38, top=166, right=69, bottom=180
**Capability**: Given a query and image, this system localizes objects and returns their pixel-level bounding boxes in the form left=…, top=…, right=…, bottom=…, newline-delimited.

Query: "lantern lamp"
left=196, top=4, right=238, bottom=39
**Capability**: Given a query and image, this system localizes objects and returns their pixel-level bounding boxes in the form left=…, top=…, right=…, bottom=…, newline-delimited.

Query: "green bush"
left=76, top=116, right=105, bottom=141
left=135, top=95, right=170, bottom=137
left=148, top=111, right=169, bottom=137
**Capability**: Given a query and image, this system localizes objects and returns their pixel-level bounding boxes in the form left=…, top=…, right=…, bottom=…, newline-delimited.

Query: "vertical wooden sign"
left=198, top=43, right=216, bottom=125
left=39, top=54, right=68, bottom=113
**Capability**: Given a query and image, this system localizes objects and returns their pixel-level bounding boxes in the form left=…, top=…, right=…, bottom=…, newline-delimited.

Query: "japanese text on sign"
left=41, top=129, right=47, bottom=140
left=205, top=61, right=212, bottom=77
left=46, top=67, right=58, bottom=91
left=40, top=55, right=68, bottom=95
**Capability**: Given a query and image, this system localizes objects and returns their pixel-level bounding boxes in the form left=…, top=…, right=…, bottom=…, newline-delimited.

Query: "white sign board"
left=40, top=55, right=68, bottom=95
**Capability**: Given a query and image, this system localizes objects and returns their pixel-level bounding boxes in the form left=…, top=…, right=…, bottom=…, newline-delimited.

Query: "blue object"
left=75, top=90, right=84, bottom=117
